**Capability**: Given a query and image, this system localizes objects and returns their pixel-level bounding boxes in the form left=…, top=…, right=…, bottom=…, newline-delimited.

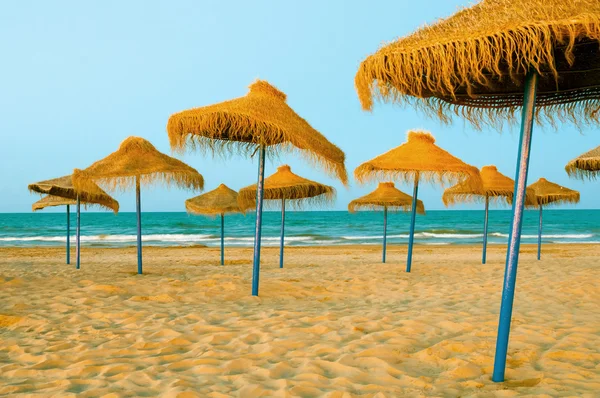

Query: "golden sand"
left=0, top=244, right=598, bottom=397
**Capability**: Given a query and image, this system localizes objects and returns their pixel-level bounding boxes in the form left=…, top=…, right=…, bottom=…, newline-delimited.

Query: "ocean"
left=0, top=210, right=598, bottom=248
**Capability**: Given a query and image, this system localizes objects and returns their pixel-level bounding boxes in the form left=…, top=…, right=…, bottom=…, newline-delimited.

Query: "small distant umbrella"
left=29, top=174, right=119, bottom=268
left=355, top=130, right=481, bottom=272
left=237, top=165, right=335, bottom=269
left=526, top=178, right=580, bottom=260
left=167, top=80, right=348, bottom=296
left=348, top=182, right=425, bottom=263
left=354, top=0, right=600, bottom=382
left=185, top=184, right=242, bottom=266
left=443, top=166, right=537, bottom=264
left=73, top=136, right=204, bottom=274
left=565, top=145, right=600, bottom=181
left=32, top=195, right=77, bottom=212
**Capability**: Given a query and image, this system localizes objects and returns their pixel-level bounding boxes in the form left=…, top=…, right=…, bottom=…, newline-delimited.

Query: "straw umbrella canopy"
left=29, top=174, right=119, bottom=211
left=565, top=145, right=600, bottom=181
left=29, top=174, right=119, bottom=268
left=355, top=130, right=482, bottom=272
left=238, top=165, right=335, bottom=269
left=526, top=178, right=580, bottom=260
left=185, top=184, right=242, bottom=266
left=349, top=182, right=425, bottom=263
left=167, top=80, right=347, bottom=296
left=354, top=0, right=600, bottom=127
left=443, top=165, right=537, bottom=264
left=354, top=0, right=600, bottom=382
left=73, top=136, right=204, bottom=274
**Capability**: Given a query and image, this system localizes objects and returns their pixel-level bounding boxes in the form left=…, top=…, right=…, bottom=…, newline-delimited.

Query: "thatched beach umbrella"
left=565, top=145, right=600, bottom=181
left=73, top=136, right=204, bottom=274
left=349, top=182, right=425, bottom=263
left=354, top=0, right=600, bottom=382
left=29, top=174, right=119, bottom=268
left=527, top=178, right=580, bottom=260
left=355, top=131, right=481, bottom=272
left=237, top=165, right=335, bottom=269
left=185, top=184, right=242, bottom=266
left=443, top=166, right=537, bottom=264
left=167, top=80, right=347, bottom=296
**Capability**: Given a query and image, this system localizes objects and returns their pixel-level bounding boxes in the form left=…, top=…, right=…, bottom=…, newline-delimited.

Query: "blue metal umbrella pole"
left=251, top=144, right=266, bottom=296
left=482, top=195, right=490, bottom=264
left=66, top=204, right=71, bottom=265
left=492, top=70, right=539, bottom=383
left=537, top=205, right=543, bottom=261
left=382, top=206, right=388, bottom=263
left=279, top=197, right=286, bottom=269
left=406, top=174, right=420, bottom=272
left=220, top=213, right=225, bottom=266
left=76, top=196, right=81, bottom=270
left=136, top=176, right=143, bottom=274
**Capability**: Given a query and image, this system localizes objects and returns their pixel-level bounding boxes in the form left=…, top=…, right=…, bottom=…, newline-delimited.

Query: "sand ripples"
left=0, top=245, right=599, bottom=397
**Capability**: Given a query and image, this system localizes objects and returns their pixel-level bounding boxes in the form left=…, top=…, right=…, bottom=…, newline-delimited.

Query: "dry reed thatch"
left=527, top=178, right=580, bottom=206
left=355, top=131, right=483, bottom=189
left=565, top=145, right=600, bottom=180
left=355, top=0, right=600, bottom=128
left=32, top=195, right=77, bottom=212
left=348, top=182, right=425, bottom=214
left=237, top=165, right=335, bottom=211
left=185, top=184, right=241, bottom=217
left=74, top=136, right=204, bottom=192
left=167, top=80, right=348, bottom=185
left=29, top=174, right=119, bottom=213
left=443, top=165, right=537, bottom=207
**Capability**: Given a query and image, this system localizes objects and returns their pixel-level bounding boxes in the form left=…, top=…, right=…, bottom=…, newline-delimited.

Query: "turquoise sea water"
left=0, top=210, right=598, bottom=248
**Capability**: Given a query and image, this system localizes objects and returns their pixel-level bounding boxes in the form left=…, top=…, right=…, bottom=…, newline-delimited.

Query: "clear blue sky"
left=1, top=0, right=597, bottom=212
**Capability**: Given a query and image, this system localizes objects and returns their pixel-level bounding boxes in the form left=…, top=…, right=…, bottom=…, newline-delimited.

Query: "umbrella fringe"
left=33, top=196, right=83, bottom=212
left=348, top=200, right=425, bottom=215
left=168, top=112, right=348, bottom=185
left=88, top=172, right=204, bottom=193
left=535, top=193, right=581, bottom=206
left=442, top=191, right=512, bottom=207
left=237, top=186, right=335, bottom=212
left=565, top=157, right=600, bottom=181
left=354, top=166, right=481, bottom=190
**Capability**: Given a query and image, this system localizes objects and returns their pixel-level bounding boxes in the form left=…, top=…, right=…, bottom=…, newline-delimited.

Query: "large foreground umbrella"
left=355, top=131, right=481, bottom=272
left=73, top=136, right=204, bottom=274
left=565, top=145, right=600, bottom=180
left=527, top=178, right=580, bottom=260
left=167, top=80, right=348, bottom=295
left=354, top=0, right=600, bottom=382
left=29, top=174, right=119, bottom=268
left=443, top=166, right=537, bottom=264
left=238, top=165, right=334, bottom=269
left=185, top=184, right=242, bottom=265
left=349, top=182, right=425, bottom=263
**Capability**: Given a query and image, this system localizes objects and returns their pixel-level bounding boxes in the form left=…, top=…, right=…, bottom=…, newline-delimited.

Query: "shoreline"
left=1, top=242, right=600, bottom=252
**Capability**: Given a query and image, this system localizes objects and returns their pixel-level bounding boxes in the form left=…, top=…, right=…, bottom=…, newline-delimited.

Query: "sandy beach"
left=0, top=244, right=598, bottom=397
